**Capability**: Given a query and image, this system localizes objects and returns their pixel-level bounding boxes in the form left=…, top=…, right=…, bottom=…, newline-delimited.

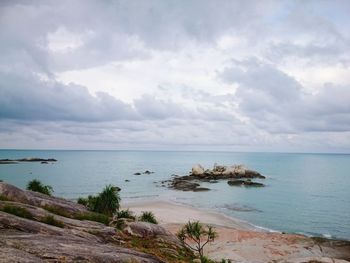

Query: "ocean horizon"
left=1, top=149, right=349, bottom=240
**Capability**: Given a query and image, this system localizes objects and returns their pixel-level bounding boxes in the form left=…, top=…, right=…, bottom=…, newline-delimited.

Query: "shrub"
left=177, top=221, right=217, bottom=259
left=79, top=185, right=121, bottom=216
left=41, top=215, right=64, bottom=228
left=138, top=211, right=158, bottom=224
left=115, top=209, right=135, bottom=220
left=1, top=205, right=33, bottom=219
left=77, top=197, right=88, bottom=206
left=26, top=179, right=53, bottom=196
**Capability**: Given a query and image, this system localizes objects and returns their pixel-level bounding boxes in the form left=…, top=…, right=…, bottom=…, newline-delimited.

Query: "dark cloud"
left=219, top=59, right=350, bottom=133
left=0, top=72, right=137, bottom=122
left=0, top=0, right=349, bottom=151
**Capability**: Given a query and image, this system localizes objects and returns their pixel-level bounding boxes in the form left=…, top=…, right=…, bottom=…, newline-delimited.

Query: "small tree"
left=177, top=221, right=217, bottom=260
left=26, top=179, right=53, bottom=196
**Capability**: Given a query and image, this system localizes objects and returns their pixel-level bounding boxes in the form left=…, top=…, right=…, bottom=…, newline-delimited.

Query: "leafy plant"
left=115, top=209, right=135, bottom=220
left=41, top=215, right=64, bottom=228
left=138, top=211, right=158, bottom=224
left=26, top=179, right=53, bottom=196
left=177, top=221, right=217, bottom=259
left=1, top=205, right=33, bottom=219
left=77, top=185, right=120, bottom=216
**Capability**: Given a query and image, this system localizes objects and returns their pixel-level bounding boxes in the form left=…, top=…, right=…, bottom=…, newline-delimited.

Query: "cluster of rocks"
left=134, top=170, right=154, bottom=175
left=163, top=164, right=265, bottom=191
left=0, top=182, right=190, bottom=262
left=0, top=157, right=57, bottom=164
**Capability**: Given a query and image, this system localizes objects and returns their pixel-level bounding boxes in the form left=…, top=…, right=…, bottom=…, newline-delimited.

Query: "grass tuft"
left=1, top=205, right=33, bottom=219
left=138, top=211, right=158, bottom=224
left=40, top=215, right=64, bottom=228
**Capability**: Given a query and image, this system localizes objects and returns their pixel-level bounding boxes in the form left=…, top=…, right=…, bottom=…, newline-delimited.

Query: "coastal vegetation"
left=177, top=221, right=217, bottom=259
left=1, top=181, right=350, bottom=262
left=26, top=179, right=53, bottom=196
left=139, top=211, right=158, bottom=224
left=78, top=184, right=121, bottom=216
left=41, top=215, right=64, bottom=228
left=0, top=205, right=33, bottom=219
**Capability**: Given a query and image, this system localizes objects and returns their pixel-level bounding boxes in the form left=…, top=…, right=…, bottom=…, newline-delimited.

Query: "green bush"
left=115, top=209, right=135, bottom=220
left=1, top=205, right=33, bottom=219
left=77, top=197, right=88, bottom=206
left=138, top=211, right=158, bottom=224
left=79, top=185, right=121, bottom=216
left=41, top=215, right=64, bottom=228
left=26, top=179, right=53, bottom=196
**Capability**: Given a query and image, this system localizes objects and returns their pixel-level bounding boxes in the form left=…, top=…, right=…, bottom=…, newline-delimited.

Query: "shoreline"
left=123, top=199, right=255, bottom=231
left=123, top=199, right=350, bottom=262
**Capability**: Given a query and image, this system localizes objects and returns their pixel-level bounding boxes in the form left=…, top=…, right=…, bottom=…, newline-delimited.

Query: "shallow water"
left=0, top=150, right=349, bottom=240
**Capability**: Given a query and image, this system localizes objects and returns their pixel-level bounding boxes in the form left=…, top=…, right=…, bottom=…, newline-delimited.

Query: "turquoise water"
left=0, top=150, right=349, bottom=240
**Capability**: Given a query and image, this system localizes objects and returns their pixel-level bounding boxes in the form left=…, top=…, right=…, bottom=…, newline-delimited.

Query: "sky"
left=0, top=0, right=350, bottom=152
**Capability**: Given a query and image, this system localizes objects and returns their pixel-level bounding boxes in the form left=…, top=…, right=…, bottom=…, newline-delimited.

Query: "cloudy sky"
left=0, top=0, right=350, bottom=152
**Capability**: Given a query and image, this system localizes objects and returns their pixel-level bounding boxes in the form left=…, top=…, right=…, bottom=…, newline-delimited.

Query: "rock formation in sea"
left=166, top=164, right=265, bottom=191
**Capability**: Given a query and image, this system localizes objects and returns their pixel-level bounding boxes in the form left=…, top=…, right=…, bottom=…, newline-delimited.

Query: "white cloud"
left=0, top=0, right=350, bottom=152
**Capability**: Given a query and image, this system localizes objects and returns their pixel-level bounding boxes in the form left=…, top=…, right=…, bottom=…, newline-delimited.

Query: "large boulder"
left=124, top=221, right=169, bottom=238
left=0, top=212, right=161, bottom=263
left=191, top=164, right=205, bottom=176
left=0, top=182, right=87, bottom=216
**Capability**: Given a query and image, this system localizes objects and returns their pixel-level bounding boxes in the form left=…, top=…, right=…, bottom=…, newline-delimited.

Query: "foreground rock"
left=0, top=182, right=192, bottom=262
left=167, top=164, right=265, bottom=191
left=0, top=157, right=57, bottom=164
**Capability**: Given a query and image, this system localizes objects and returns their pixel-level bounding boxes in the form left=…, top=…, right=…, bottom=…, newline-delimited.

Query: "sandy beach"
left=124, top=200, right=350, bottom=263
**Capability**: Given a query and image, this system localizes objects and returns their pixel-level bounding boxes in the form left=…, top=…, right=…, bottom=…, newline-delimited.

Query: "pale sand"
left=123, top=200, right=350, bottom=263
left=124, top=200, right=253, bottom=230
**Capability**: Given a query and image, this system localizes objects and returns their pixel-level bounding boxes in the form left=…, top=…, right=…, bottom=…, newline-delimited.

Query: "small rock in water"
left=125, top=179, right=130, bottom=182
left=227, top=179, right=264, bottom=187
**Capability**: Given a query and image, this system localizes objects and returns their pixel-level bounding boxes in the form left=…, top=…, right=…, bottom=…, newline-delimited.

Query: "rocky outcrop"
left=0, top=157, right=57, bottom=164
left=0, top=211, right=161, bottom=263
left=166, top=164, right=265, bottom=191
left=191, top=164, right=205, bottom=176
left=195, top=164, right=265, bottom=179
left=0, top=182, right=191, bottom=262
left=169, top=178, right=210, bottom=191
left=227, top=179, right=264, bottom=187
left=0, top=182, right=87, bottom=216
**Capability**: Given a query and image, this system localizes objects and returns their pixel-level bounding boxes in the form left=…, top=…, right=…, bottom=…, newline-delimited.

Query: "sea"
left=0, top=150, right=349, bottom=240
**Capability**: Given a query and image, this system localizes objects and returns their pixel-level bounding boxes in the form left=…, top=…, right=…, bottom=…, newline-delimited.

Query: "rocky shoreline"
left=0, top=182, right=193, bottom=262
left=1, top=182, right=350, bottom=262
